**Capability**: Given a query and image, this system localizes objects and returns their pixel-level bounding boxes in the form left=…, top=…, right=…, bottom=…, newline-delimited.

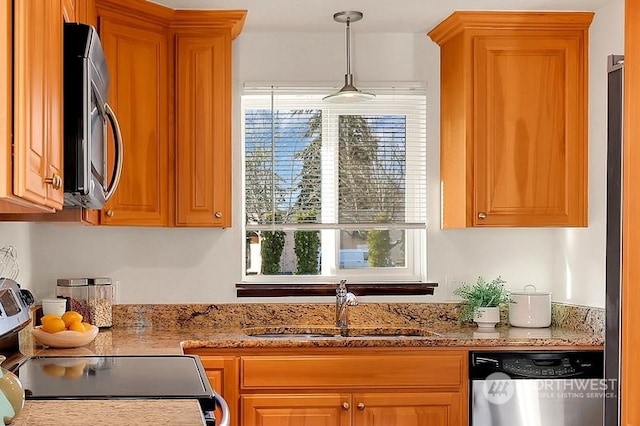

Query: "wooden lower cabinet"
left=186, top=349, right=467, bottom=426
left=242, top=392, right=461, bottom=426
left=242, top=394, right=351, bottom=426
left=352, top=392, right=462, bottom=426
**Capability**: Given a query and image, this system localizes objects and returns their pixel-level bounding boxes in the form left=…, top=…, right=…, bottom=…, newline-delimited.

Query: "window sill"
left=236, top=282, right=437, bottom=298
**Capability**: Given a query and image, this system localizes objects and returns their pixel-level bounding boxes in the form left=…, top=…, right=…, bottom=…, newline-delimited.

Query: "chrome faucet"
left=336, top=280, right=358, bottom=330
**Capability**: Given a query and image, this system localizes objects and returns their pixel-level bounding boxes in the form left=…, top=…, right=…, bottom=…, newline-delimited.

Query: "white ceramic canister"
left=509, top=285, right=552, bottom=328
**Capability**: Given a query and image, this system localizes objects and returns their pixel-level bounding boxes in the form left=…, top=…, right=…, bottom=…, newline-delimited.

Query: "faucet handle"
left=337, top=279, right=347, bottom=296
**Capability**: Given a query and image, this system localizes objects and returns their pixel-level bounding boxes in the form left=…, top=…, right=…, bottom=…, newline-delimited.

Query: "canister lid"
left=57, top=278, right=89, bottom=286
left=510, top=284, right=551, bottom=296
left=88, top=278, right=111, bottom=286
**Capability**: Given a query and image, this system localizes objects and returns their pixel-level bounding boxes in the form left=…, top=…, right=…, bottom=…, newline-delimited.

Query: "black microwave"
left=63, top=23, right=123, bottom=210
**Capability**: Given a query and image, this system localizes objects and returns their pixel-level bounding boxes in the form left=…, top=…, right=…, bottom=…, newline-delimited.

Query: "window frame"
left=241, top=86, right=428, bottom=284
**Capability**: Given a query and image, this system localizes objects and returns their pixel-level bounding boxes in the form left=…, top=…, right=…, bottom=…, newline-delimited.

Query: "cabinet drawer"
left=241, top=353, right=465, bottom=389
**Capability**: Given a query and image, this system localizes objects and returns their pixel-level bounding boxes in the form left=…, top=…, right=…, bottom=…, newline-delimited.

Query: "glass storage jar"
left=88, top=278, right=112, bottom=328
left=56, top=278, right=89, bottom=320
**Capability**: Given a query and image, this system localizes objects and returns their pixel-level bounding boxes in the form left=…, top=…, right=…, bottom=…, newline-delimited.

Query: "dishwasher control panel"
left=470, top=350, right=603, bottom=379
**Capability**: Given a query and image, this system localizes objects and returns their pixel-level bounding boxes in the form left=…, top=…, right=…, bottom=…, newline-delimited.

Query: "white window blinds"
left=243, top=86, right=427, bottom=232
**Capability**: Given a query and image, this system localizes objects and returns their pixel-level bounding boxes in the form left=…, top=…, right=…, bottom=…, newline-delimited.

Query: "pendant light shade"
left=323, top=11, right=375, bottom=103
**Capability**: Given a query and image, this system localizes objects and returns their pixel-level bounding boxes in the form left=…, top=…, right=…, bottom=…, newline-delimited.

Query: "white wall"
left=553, top=0, right=625, bottom=308
left=0, top=223, right=33, bottom=292
left=1, top=3, right=623, bottom=305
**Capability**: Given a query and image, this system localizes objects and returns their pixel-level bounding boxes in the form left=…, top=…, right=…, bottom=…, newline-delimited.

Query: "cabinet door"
left=241, top=394, right=351, bottom=426
left=62, top=0, right=76, bottom=21
left=99, top=18, right=169, bottom=226
left=175, top=33, right=231, bottom=227
left=197, top=356, right=239, bottom=426
left=353, top=392, right=463, bottom=426
left=473, top=35, right=587, bottom=226
left=12, top=0, right=64, bottom=210
left=77, top=0, right=97, bottom=28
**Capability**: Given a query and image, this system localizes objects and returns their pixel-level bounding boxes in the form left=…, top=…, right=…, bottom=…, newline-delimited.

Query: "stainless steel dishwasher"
left=470, top=350, right=606, bottom=426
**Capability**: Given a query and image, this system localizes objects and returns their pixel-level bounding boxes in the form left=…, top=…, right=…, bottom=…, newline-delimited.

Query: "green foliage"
left=368, top=229, right=392, bottom=267
left=453, top=276, right=511, bottom=322
left=294, top=211, right=320, bottom=275
left=260, top=230, right=285, bottom=275
left=260, top=212, right=285, bottom=275
left=367, top=214, right=394, bottom=267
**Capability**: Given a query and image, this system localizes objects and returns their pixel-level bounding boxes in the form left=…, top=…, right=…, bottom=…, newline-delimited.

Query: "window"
left=242, top=86, right=427, bottom=282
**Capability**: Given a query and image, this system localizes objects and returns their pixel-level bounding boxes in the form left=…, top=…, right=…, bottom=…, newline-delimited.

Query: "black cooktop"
left=14, top=355, right=214, bottom=409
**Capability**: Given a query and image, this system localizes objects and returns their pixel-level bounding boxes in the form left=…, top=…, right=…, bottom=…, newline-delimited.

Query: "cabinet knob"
left=214, top=211, right=223, bottom=219
left=342, top=402, right=350, bottom=410
left=45, top=173, right=62, bottom=190
left=105, top=210, right=115, bottom=217
left=357, top=402, right=365, bottom=410
left=478, top=212, right=487, bottom=220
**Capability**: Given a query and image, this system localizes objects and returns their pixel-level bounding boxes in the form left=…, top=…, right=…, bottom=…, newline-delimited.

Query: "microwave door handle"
left=104, top=103, right=124, bottom=202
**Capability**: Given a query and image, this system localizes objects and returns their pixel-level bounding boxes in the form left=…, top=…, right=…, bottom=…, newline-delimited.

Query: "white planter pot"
left=473, top=307, right=500, bottom=329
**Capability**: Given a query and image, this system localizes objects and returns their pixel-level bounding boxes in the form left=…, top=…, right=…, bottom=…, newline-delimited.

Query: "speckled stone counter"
left=13, top=400, right=205, bottom=425
left=19, top=302, right=604, bottom=356
left=19, top=323, right=602, bottom=357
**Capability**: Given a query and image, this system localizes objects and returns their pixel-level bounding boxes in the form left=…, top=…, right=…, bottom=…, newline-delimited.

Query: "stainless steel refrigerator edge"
left=606, top=53, right=624, bottom=426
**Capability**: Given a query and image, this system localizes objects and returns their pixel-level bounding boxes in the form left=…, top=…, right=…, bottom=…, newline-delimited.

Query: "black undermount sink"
left=243, top=326, right=441, bottom=339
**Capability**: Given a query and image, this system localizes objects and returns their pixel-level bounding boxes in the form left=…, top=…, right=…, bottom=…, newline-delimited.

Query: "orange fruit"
left=81, top=322, right=93, bottom=332
left=41, top=317, right=66, bottom=333
left=40, top=314, right=60, bottom=325
left=61, top=311, right=83, bottom=328
left=68, top=321, right=86, bottom=333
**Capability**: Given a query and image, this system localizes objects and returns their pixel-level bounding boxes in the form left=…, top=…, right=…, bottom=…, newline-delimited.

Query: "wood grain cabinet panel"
left=175, top=33, right=231, bottom=227
left=353, top=393, right=462, bottom=426
left=62, top=0, right=77, bottom=21
left=99, top=18, right=170, bottom=226
left=241, top=354, right=464, bottom=389
left=242, top=394, right=352, bottom=426
left=428, top=12, right=593, bottom=227
left=188, top=348, right=468, bottom=426
left=9, top=0, right=64, bottom=211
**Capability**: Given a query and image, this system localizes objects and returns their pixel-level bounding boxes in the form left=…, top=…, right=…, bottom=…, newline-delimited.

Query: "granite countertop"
left=19, top=302, right=606, bottom=356
left=20, top=323, right=603, bottom=357
left=12, top=400, right=206, bottom=426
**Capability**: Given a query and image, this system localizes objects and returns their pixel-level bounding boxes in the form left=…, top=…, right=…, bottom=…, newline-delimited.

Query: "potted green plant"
left=453, top=276, right=511, bottom=328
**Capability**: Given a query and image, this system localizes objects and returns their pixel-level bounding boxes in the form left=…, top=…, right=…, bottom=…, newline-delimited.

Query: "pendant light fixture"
left=323, top=11, right=375, bottom=103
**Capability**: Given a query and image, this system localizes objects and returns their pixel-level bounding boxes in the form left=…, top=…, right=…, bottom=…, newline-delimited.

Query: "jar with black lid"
left=56, top=278, right=89, bottom=320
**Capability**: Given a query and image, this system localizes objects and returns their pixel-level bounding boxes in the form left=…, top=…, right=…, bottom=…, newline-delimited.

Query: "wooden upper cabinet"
left=175, top=33, right=231, bottom=227
left=92, top=1, right=245, bottom=227
left=99, top=17, right=170, bottom=226
left=428, top=12, right=593, bottom=227
left=10, top=0, right=64, bottom=211
left=62, top=0, right=77, bottom=21
left=77, top=0, right=98, bottom=27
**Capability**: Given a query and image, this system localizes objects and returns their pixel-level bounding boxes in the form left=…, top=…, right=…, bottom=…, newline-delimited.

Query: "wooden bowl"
left=31, top=325, right=99, bottom=348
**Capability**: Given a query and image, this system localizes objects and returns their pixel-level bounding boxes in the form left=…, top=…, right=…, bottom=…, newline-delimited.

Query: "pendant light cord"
left=345, top=17, right=352, bottom=76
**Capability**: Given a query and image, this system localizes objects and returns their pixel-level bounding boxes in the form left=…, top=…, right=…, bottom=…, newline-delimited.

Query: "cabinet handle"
left=214, top=211, right=223, bottom=219
left=357, top=402, right=365, bottom=410
left=342, top=402, right=350, bottom=410
left=45, top=173, right=62, bottom=190
left=478, top=212, right=487, bottom=220
left=105, top=210, right=115, bottom=217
